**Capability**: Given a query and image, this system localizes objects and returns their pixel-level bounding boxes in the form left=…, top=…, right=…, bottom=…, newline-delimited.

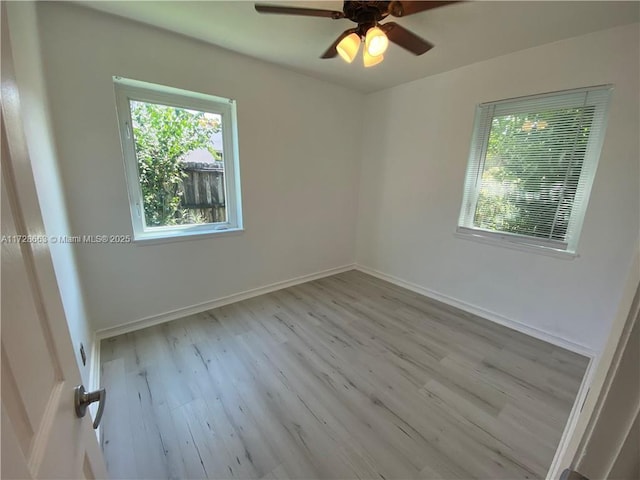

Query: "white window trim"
left=457, top=85, right=612, bottom=256
left=113, top=76, right=243, bottom=244
left=453, top=229, right=578, bottom=260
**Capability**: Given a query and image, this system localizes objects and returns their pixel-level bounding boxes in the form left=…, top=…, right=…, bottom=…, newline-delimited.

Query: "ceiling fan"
left=254, top=1, right=460, bottom=67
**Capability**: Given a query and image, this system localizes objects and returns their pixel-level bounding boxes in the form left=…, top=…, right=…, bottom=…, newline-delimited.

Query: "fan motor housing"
left=343, top=1, right=391, bottom=24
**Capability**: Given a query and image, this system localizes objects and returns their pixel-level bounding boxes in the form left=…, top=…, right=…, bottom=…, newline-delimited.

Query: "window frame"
left=457, top=85, right=612, bottom=257
left=113, top=77, right=243, bottom=244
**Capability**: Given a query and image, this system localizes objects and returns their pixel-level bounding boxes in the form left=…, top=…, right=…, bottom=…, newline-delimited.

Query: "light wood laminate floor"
left=100, top=270, right=589, bottom=480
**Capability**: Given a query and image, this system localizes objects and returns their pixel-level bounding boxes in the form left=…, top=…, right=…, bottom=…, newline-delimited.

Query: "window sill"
left=454, top=229, right=578, bottom=260
left=133, top=227, right=244, bottom=246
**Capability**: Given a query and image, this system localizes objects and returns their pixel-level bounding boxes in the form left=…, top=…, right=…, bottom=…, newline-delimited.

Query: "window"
left=114, top=77, right=242, bottom=242
left=458, top=85, right=611, bottom=255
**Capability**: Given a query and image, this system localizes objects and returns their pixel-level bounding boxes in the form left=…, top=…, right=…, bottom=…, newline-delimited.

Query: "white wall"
left=6, top=2, right=94, bottom=385
left=29, top=2, right=640, bottom=354
left=35, top=2, right=363, bottom=332
left=356, top=23, right=640, bottom=353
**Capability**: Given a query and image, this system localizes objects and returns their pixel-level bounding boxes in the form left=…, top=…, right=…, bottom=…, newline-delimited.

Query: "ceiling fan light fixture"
left=365, top=26, right=389, bottom=57
left=336, top=32, right=361, bottom=63
left=255, top=1, right=448, bottom=63
left=363, top=49, right=384, bottom=68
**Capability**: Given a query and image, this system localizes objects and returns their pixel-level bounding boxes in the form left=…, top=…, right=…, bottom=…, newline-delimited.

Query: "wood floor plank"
left=100, top=359, right=137, bottom=479
left=234, top=333, right=373, bottom=479
left=101, top=270, right=588, bottom=479
left=253, top=324, right=426, bottom=477
left=125, top=368, right=180, bottom=480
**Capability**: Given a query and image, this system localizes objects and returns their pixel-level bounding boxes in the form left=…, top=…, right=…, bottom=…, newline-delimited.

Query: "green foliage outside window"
left=129, top=101, right=220, bottom=227
left=474, top=107, right=594, bottom=240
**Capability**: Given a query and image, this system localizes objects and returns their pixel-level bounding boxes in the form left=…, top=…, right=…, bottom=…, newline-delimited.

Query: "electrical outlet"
left=80, top=343, right=87, bottom=366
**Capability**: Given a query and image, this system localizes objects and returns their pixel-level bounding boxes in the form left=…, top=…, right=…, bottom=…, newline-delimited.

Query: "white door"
left=1, top=12, right=108, bottom=479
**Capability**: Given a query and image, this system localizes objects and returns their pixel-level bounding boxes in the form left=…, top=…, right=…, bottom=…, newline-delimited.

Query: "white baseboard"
left=354, top=263, right=596, bottom=357
left=94, top=263, right=356, bottom=341
left=88, top=336, right=102, bottom=441
left=88, top=338, right=101, bottom=391
left=546, top=354, right=598, bottom=480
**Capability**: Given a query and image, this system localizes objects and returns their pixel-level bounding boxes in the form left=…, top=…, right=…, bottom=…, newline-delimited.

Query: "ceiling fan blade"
left=255, top=4, right=345, bottom=19
left=389, top=1, right=460, bottom=17
left=321, top=28, right=358, bottom=58
left=381, top=22, right=433, bottom=55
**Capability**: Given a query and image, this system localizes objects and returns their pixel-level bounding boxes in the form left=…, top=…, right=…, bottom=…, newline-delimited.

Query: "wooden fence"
left=179, top=162, right=226, bottom=223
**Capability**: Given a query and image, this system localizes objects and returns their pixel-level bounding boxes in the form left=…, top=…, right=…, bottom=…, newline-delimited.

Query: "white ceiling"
left=76, top=1, right=640, bottom=93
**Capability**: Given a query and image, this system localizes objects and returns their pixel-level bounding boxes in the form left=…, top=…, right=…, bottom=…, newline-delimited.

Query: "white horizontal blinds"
left=459, top=86, right=611, bottom=250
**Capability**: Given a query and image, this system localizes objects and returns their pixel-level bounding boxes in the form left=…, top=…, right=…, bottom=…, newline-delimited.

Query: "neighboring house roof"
left=210, top=129, right=223, bottom=152
left=180, top=148, right=223, bottom=171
